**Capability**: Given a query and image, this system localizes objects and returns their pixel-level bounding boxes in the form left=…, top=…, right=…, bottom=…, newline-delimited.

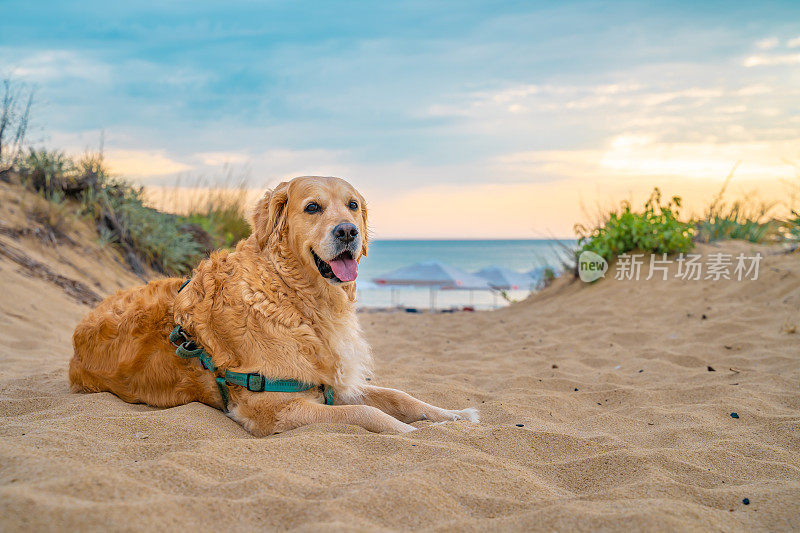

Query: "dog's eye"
left=348, top=200, right=358, bottom=211
left=304, top=202, right=321, bottom=214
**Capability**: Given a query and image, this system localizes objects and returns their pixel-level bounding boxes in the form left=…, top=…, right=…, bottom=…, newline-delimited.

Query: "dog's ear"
left=252, top=182, right=289, bottom=249
left=358, top=193, right=369, bottom=257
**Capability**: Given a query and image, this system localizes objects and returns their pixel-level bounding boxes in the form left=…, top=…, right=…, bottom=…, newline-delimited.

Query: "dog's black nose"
left=333, top=222, right=358, bottom=244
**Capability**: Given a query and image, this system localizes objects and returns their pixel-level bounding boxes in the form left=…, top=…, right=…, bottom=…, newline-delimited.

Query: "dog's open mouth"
left=311, top=249, right=358, bottom=283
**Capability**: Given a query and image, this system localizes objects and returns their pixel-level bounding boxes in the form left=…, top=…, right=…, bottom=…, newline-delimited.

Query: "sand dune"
left=1, top=183, right=799, bottom=530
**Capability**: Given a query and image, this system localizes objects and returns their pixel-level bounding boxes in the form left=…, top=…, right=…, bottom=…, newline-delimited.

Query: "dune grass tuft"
left=575, top=187, right=695, bottom=263
left=81, top=179, right=204, bottom=276
left=694, top=169, right=778, bottom=244
left=695, top=202, right=777, bottom=243
left=572, top=167, right=796, bottom=277
left=14, top=148, right=246, bottom=276
left=783, top=211, right=800, bottom=247
left=178, top=181, right=252, bottom=249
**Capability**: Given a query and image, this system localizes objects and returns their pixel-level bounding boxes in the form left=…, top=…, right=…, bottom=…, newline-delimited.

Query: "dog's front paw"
left=446, top=407, right=480, bottom=423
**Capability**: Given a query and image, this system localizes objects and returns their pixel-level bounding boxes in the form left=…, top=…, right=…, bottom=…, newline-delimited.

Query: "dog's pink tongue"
left=329, top=257, right=358, bottom=282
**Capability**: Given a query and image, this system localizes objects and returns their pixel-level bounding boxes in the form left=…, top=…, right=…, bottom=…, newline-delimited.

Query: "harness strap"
left=178, top=277, right=192, bottom=292
left=215, top=377, right=230, bottom=408
left=168, top=323, right=334, bottom=411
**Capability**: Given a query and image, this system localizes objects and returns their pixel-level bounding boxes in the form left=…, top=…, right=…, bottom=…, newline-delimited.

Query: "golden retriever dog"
left=69, top=176, right=478, bottom=436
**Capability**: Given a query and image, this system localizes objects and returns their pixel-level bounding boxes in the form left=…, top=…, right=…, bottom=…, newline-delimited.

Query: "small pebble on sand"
left=743, top=498, right=750, bottom=505
left=515, top=424, right=524, bottom=427
left=730, top=412, right=739, bottom=419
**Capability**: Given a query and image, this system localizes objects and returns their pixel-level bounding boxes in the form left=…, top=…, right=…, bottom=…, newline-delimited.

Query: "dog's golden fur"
left=70, top=176, right=477, bottom=435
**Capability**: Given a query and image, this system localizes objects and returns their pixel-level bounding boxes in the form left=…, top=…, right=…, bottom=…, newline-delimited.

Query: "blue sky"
left=2, top=1, right=799, bottom=237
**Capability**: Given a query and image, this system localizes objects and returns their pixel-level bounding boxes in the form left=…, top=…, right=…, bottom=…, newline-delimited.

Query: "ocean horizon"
left=356, top=239, right=575, bottom=310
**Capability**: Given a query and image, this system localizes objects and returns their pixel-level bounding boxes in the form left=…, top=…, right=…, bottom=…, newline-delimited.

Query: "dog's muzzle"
left=312, top=234, right=360, bottom=283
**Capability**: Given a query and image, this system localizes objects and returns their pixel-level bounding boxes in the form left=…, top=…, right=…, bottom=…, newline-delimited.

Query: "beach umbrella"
left=474, top=266, right=536, bottom=290
left=355, top=280, right=380, bottom=291
left=373, top=260, right=492, bottom=310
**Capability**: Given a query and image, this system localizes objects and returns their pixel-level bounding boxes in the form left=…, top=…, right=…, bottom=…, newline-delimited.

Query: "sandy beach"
left=0, top=180, right=798, bottom=531
left=3, top=0, right=800, bottom=528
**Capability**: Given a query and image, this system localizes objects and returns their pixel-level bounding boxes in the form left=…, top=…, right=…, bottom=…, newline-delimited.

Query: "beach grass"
left=575, top=187, right=695, bottom=263
left=13, top=148, right=252, bottom=276
left=694, top=168, right=779, bottom=244
left=573, top=176, right=796, bottom=276
left=783, top=211, right=800, bottom=247
left=149, top=170, right=252, bottom=249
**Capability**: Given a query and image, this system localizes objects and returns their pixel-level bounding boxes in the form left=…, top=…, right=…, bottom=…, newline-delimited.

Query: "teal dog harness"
left=170, top=279, right=334, bottom=411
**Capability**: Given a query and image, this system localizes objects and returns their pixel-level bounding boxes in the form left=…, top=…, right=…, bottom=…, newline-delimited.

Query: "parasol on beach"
left=373, top=260, right=492, bottom=310
left=355, top=280, right=380, bottom=291
left=474, top=266, right=536, bottom=290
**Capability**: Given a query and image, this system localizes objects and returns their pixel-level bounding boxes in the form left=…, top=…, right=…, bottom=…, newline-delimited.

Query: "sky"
left=2, top=1, right=799, bottom=238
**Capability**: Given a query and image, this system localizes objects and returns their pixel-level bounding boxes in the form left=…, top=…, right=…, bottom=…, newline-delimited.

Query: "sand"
left=1, top=182, right=799, bottom=531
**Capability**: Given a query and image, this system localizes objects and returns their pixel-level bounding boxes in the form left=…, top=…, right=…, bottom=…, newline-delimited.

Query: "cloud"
left=124, top=147, right=355, bottom=187
left=454, top=82, right=647, bottom=115
left=196, top=151, right=249, bottom=166
left=488, top=84, right=541, bottom=103
left=735, top=84, right=772, bottom=96
left=105, top=149, right=192, bottom=178
left=499, top=136, right=799, bottom=183
left=249, top=148, right=352, bottom=182
left=598, top=137, right=799, bottom=180
left=744, top=53, right=800, bottom=67
left=787, top=35, right=800, bottom=48
left=755, top=37, right=779, bottom=50
left=436, top=82, right=736, bottom=119
left=4, top=49, right=111, bottom=84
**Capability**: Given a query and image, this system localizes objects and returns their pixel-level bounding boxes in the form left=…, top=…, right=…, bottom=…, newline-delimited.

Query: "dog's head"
left=252, top=176, right=368, bottom=286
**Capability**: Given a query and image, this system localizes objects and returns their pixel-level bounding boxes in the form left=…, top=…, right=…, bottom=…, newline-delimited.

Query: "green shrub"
left=576, top=188, right=695, bottom=262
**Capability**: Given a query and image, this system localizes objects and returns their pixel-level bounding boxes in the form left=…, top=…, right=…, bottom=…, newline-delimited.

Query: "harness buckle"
left=169, top=325, right=192, bottom=347
left=246, top=373, right=264, bottom=392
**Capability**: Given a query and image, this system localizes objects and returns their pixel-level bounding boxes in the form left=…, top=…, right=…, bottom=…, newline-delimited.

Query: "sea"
left=355, top=239, right=575, bottom=310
